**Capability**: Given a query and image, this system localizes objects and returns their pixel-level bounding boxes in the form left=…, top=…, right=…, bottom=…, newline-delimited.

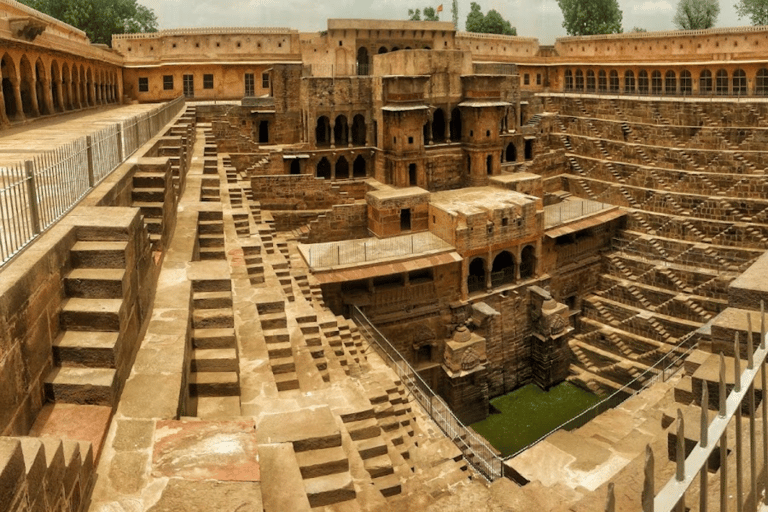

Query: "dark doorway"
left=315, top=116, right=330, bottom=146
left=525, top=139, right=533, bottom=160
left=400, top=208, right=411, bottom=231
left=335, top=156, right=349, bottom=179
left=408, top=163, right=417, bottom=186
left=316, top=157, right=331, bottom=179
left=357, top=47, right=369, bottom=76
left=352, top=114, right=366, bottom=145
left=258, top=120, right=269, bottom=143
left=353, top=155, right=366, bottom=177
left=432, top=108, right=445, bottom=143
left=491, top=251, right=515, bottom=287
left=486, top=154, right=493, bottom=175
left=521, top=245, right=536, bottom=279
left=468, top=258, right=486, bottom=293
left=450, top=108, right=462, bottom=140
left=290, top=159, right=301, bottom=174
left=506, top=143, right=517, bottom=162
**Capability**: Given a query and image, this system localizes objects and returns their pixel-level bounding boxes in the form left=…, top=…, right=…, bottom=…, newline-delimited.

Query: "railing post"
left=116, top=124, right=124, bottom=161
left=24, top=160, right=40, bottom=234
left=85, top=135, right=95, bottom=187
left=642, top=445, right=654, bottom=512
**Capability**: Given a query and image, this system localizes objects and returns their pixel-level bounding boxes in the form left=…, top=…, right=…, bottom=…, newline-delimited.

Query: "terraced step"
left=192, top=308, right=234, bottom=329
left=60, top=298, right=123, bottom=332
left=189, top=371, right=240, bottom=396
left=132, top=201, right=164, bottom=218
left=70, top=241, right=127, bottom=268
left=132, top=187, right=165, bottom=202
left=260, top=312, right=287, bottom=330
left=193, top=290, right=233, bottom=309
left=303, top=471, right=356, bottom=508
left=191, top=348, right=238, bottom=372
left=295, top=445, right=349, bottom=479
left=65, top=268, right=124, bottom=299
left=133, top=172, right=167, bottom=188
left=44, top=366, right=117, bottom=405
left=53, top=331, right=119, bottom=368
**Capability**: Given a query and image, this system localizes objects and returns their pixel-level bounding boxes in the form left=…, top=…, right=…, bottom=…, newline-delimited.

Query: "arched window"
left=356, top=47, right=369, bottom=76
left=586, top=70, right=596, bottom=92
left=609, top=70, right=619, bottom=92
left=700, top=70, right=713, bottom=94
left=624, top=71, right=635, bottom=93
left=638, top=70, right=649, bottom=94
left=756, top=69, right=768, bottom=96
left=468, top=258, right=486, bottom=293
left=315, top=116, right=331, bottom=146
left=432, top=108, right=446, bottom=143
left=378, top=47, right=388, bottom=54
left=335, top=156, right=349, bottom=179
left=733, top=69, right=747, bottom=96
left=716, top=69, right=729, bottom=95
left=506, top=143, right=517, bottom=162
left=316, top=157, right=331, bottom=179
left=680, top=70, right=692, bottom=95
left=491, top=251, right=516, bottom=287
left=575, top=70, right=584, bottom=90
left=651, top=70, right=662, bottom=94
left=353, top=155, right=366, bottom=177
left=664, top=71, right=676, bottom=95
left=520, top=245, right=536, bottom=279
left=598, top=70, right=607, bottom=92
left=564, top=69, right=573, bottom=91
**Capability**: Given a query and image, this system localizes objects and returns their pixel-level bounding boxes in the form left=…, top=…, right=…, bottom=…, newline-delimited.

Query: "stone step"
left=271, top=356, right=296, bottom=374
left=60, top=298, right=123, bottom=332
left=193, top=290, right=233, bottom=310
left=132, top=171, right=167, bottom=188
left=355, top=436, right=388, bottom=460
left=191, top=348, right=238, bottom=372
left=132, top=201, right=164, bottom=218
left=257, top=301, right=285, bottom=315
left=64, top=268, right=125, bottom=299
left=295, top=445, right=349, bottom=479
left=363, top=453, right=394, bottom=479
left=143, top=217, right=163, bottom=235
left=44, top=367, right=117, bottom=405
left=70, top=241, right=127, bottom=269
left=53, top=330, right=120, bottom=368
left=260, top=311, right=287, bottom=330
left=267, top=341, right=293, bottom=359
left=344, top=417, right=381, bottom=441
left=264, top=329, right=290, bottom=344
left=131, top=187, right=165, bottom=202
left=192, top=309, right=234, bottom=329
left=374, top=472, right=402, bottom=497
left=303, top=471, right=356, bottom=508
left=274, top=372, right=300, bottom=391
left=197, top=234, right=224, bottom=248
left=192, top=328, right=236, bottom=349
left=189, top=371, right=240, bottom=397
left=198, top=220, right=224, bottom=235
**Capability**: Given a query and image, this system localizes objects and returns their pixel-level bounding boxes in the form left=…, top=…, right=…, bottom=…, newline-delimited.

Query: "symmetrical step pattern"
left=258, top=301, right=299, bottom=391
left=196, top=210, right=225, bottom=261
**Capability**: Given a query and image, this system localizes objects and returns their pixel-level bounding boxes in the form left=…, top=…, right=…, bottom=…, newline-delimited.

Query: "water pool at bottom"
left=469, top=382, right=602, bottom=457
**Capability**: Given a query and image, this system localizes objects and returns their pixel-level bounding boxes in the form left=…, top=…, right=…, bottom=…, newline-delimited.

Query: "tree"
left=451, top=0, right=459, bottom=28
left=557, top=0, right=623, bottom=36
left=408, top=8, right=421, bottom=20
left=408, top=6, right=439, bottom=21
left=19, top=0, right=157, bottom=45
left=629, top=26, right=648, bottom=32
left=735, top=0, right=768, bottom=25
left=465, top=2, right=517, bottom=35
left=673, top=0, right=719, bottom=29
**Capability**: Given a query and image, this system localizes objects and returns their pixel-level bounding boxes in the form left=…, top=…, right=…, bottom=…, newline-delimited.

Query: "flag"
left=437, top=4, right=443, bottom=12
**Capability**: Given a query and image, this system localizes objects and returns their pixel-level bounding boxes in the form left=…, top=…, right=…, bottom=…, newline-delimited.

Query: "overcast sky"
left=151, top=0, right=748, bottom=44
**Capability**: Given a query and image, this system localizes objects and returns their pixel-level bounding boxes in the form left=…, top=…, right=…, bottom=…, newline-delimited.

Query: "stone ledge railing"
left=557, top=24, right=768, bottom=44
left=113, top=26, right=296, bottom=40
left=0, top=96, right=185, bottom=266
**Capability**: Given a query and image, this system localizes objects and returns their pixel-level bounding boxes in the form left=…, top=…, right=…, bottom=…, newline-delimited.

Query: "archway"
left=680, top=70, right=692, bottom=95
left=35, top=58, right=49, bottom=115
left=1, top=53, right=19, bottom=120
left=757, top=69, right=768, bottom=95
left=316, top=157, right=331, bottom=179
left=651, top=70, right=662, bottom=94
left=564, top=69, right=573, bottom=91
left=432, top=108, right=445, bottom=143
left=450, top=107, right=462, bottom=140
left=315, top=116, right=331, bottom=146
left=575, top=70, right=584, bottom=90
left=19, top=55, right=36, bottom=117
left=700, top=70, right=713, bottom=94
left=716, top=69, right=729, bottom=95
left=638, top=70, right=649, bottom=94
left=491, top=251, right=515, bottom=287
left=351, top=114, right=366, bottom=145
left=334, top=115, right=348, bottom=146
left=665, top=70, right=676, bottom=95
left=520, top=245, right=536, bottom=279
left=61, top=62, right=71, bottom=110
left=86, top=67, right=94, bottom=105
left=356, top=47, right=369, bottom=76
left=290, top=159, right=301, bottom=175
left=609, top=70, right=619, bottom=92
left=353, top=155, right=366, bottom=177
left=335, top=156, right=349, bottom=179
left=506, top=143, right=516, bottom=162
left=468, top=258, right=486, bottom=293
left=50, top=60, right=61, bottom=111
left=378, top=47, right=388, bottom=54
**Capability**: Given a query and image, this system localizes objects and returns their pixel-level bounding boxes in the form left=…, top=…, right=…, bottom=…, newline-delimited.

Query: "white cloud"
left=631, top=1, right=674, bottom=13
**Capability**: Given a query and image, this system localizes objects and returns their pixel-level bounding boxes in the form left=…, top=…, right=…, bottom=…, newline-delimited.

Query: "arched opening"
left=1, top=54, right=18, bottom=119
left=733, top=69, right=747, bottom=96
left=700, top=70, right=713, bottom=94
left=757, top=69, right=768, bottom=96
left=334, top=115, right=348, bottom=146
left=290, top=159, right=301, bottom=175
left=586, top=70, right=595, bottom=92
left=351, top=114, right=366, bottom=145
left=86, top=67, right=94, bottom=105
left=524, top=139, right=533, bottom=160
left=491, top=251, right=515, bottom=287
left=315, top=116, right=331, bottom=146
left=391, top=47, right=400, bottom=52
left=716, top=69, right=729, bottom=95
left=486, top=154, right=493, bottom=175
left=506, top=143, right=517, bottom=162
left=638, top=70, right=649, bottom=94
left=680, top=70, right=692, bottom=95
left=415, top=344, right=432, bottom=365
left=450, top=107, right=462, bottom=140
left=353, top=155, right=366, bottom=177
left=316, top=157, right=331, bottom=179
left=356, top=47, right=369, bottom=76
left=575, top=70, right=584, bottom=90
left=520, top=245, right=536, bottom=279
left=651, top=70, right=662, bottom=94
left=598, top=70, right=607, bottom=92
left=50, top=60, right=61, bottom=111
left=258, top=120, right=269, bottom=143
left=609, top=70, right=619, bottom=92
left=400, top=208, right=411, bottom=230
left=624, top=71, right=635, bottom=93
left=665, top=70, right=676, bottom=95
left=423, top=121, right=430, bottom=145
left=564, top=69, right=573, bottom=91
left=378, top=47, right=388, bottom=54
left=468, top=258, right=486, bottom=293
left=432, top=108, right=445, bottom=143
left=19, top=55, right=36, bottom=117
left=408, top=163, right=417, bottom=186
left=335, top=156, right=349, bottom=179
left=35, top=58, right=49, bottom=115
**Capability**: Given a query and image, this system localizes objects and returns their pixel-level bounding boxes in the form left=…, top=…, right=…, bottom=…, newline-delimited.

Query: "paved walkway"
left=0, top=103, right=165, bottom=167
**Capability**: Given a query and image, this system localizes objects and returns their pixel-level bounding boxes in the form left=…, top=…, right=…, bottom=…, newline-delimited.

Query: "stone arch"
left=491, top=251, right=515, bottom=286
left=520, top=245, right=536, bottom=279
left=716, top=69, right=728, bottom=95
left=700, top=69, right=713, bottom=94
left=468, top=257, right=486, bottom=293
left=564, top=69, right=573, bottom=91
left=1, top=53, right=19, bottom=120
left=391, top=46, right=400, bottom=52
left=86, top=66, right=94, bottom=105
left=586, top=69, right=595, bottom=92
left=757, top=68, right=768, bottom=95
left=61, top=62, right=72, bottom=109
left=357, top=47, right=369, bottom=76
left=316, top=157, right=331, bottom=179
left=506, top=142, right=516, bottom=162
left=638, top=70, right=649, bottom=94
left=335, top=156, right=349, bottom=179
left=34, top=57, right=50, bottom=115
left=665, top=70, right=676, bottom=95
left=651, top=70, right=662, bottom=94
left=351, top=114, right=366, bottom=146
left=353, top=155, right=366, bottom=177
left=450, top=107, right=462, bottom=140
left=378, top=47, right=388, bottom=54
left=334, top=114, right=349, bottom=146
left=680, top=70, right=692, bottom=95
left=79, top=64, right=87, bottom=107
left=315, top=116, right=331, bottom=146
left=575, top=69, right=584, bottom=90
left=432, top=108, right=445, bottom=143
left=733, top=68, right=747, bottom=96
left=624, top=70, right=635, bottom=93
left=609, top=70, right=619, bottom=92
left=19, top=55, right=37, bottom=117
left=50, top=59, right=62, bottom=111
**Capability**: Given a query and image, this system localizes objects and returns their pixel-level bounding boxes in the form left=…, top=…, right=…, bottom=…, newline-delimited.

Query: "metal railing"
left=0, top=96, right=185, bottom=266
left=605, top=305, right=768, bottom=512
left=545, top=200, right=613, bottom=228
left=305, top=233, right=451, bottom=269
left=351, top=305, right=505, bottom=481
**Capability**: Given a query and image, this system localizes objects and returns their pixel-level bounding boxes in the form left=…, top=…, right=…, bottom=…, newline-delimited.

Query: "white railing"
left=0, top=96, right=185, bottom=266
left=305, top=233, right=451, bottom=269
left=545, top=200, right=613, bottom=228
left=113, top=27, right=295, bottom=40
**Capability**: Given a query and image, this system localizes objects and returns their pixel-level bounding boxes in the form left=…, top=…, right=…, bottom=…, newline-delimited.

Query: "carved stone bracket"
left=9, top=17, right=46, bottom=42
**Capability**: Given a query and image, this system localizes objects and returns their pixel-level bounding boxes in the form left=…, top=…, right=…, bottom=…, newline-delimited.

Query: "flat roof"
left=544, top=198, right=625, bottom=234
left=429, top=187, right=537, bottom=216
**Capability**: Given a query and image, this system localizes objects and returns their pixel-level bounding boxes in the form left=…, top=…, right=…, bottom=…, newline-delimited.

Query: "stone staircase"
left=258, top=300, right=300, bottom=392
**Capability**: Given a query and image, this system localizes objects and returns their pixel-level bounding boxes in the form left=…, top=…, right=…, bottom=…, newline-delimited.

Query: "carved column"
left=12, top=80, right=25, bottom=121
left=28, top=79, right=40, bottom=117
left=42, top=78, right=54, bottom=114
left=0, top=85, right=9, bottom=125
left=330, top=120, right=336, bottom=148
left=55, top=80, right=64, bottom=111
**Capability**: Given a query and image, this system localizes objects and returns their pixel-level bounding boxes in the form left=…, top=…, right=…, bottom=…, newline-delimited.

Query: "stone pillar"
left=42, top=78, right=54, bottom=114
left=28, top=80, right=40, bottom=117
left=514, top=246, right=521, bottom=281
left=12, top=80, right=25, bottom=121
left=428, top=117, right=434, bottom=145
left=348, top=112, right=353, bottom=148
left=55, top=80, right=64, bottom=111
left=485, top=256, right=492, bottom=291
left=446, top=111, right=452, bottom=142
left=0, top=86, right=9, bottom=125
left=330, top=120, right=336, bottom=148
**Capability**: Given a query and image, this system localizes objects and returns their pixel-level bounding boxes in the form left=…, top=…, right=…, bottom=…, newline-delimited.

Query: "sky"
left=151, top=0, right=749, bottom=44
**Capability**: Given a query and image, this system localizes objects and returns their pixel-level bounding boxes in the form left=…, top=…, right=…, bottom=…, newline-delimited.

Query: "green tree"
left=465, top=2, right=517, bottom=35
left=673, top=0, right=719, bottom=29
left=452, top=0, right=459, bottom=28
left=629, top=26, right=648, bottom=32
left=735, top=0, right=768, bottom=25
left=19, top=0, right=157, bottom=45
left=408, top=8, right=422, bottom=20
left=408, top=6, right=439, bottom=21
left=557, top=0, right=623, bottom=36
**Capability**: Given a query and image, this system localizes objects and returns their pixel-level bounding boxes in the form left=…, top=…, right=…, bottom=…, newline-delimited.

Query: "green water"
left=470, top=382, right=602, bottom=457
